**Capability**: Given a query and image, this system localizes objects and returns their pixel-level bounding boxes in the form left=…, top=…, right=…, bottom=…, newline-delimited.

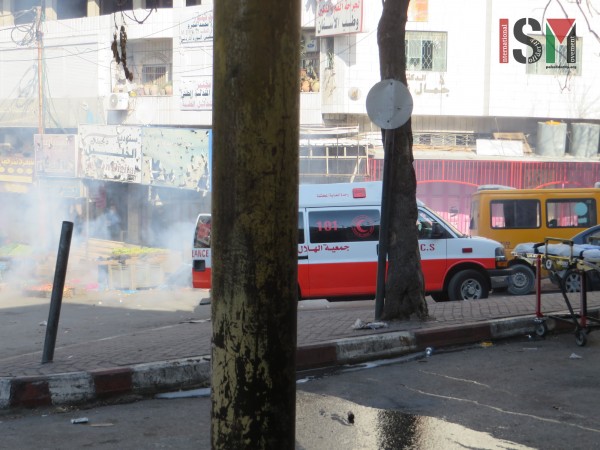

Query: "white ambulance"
left=192, top=182, right=510, bottom=301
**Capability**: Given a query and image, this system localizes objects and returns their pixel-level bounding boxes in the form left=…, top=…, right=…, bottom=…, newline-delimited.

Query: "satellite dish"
left=365, top=79, right=413, bottom=129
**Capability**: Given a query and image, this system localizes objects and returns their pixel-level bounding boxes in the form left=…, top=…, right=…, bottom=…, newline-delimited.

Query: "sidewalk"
left=1, top=286, right=599, bottom=410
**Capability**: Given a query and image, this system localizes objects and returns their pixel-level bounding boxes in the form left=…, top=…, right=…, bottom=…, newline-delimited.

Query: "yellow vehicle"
left=470, top=185, right=600, bottom=295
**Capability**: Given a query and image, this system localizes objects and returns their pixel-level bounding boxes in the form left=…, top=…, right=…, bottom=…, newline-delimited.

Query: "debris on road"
left=352, top=319, right=388, bottom=330
left=71, top=417, right=89, bottom=424
left=155, top=387, right=211, bottom=399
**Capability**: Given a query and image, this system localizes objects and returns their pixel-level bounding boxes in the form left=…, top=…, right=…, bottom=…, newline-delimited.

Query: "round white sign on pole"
left=365, top=79, right=413, bottom=130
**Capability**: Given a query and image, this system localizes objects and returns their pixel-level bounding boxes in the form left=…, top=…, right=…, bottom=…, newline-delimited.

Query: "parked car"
left=571, top=224, right=600, bottom=246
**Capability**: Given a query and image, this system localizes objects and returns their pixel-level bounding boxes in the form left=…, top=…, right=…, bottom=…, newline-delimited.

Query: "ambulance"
left=192, top=182, right=510, bottom=301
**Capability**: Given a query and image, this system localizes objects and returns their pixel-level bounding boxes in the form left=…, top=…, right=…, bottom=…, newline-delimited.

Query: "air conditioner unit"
left=108, top=93, right=129, bottom=110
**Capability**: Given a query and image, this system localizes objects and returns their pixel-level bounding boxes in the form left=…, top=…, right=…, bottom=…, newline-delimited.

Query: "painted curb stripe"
left=10, top=378, right=51, bottom=408
left=2, top=311, right=596, bottom=410
left=414, top=323, right=492, bottom=348
left=91, top=368, right=133, bottom=399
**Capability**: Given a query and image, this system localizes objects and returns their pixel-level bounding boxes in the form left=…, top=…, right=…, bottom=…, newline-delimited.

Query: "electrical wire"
left=0, top=3, right=378, bottom=121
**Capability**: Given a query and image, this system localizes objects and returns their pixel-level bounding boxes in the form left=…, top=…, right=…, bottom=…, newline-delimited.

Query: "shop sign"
left=79, top=125, right=142, bottom=183
left=316, top=0, right=363, bottom=37
left=141, top=127, right=211, bottom=191
left=37, top=178, right=85, bottom=198
left=34, top=134, right=78, bottom=177
left=0, top=157, right=34, bottom=183
left=180, top=11, right=213, bottom=44
left=180, top=76, right=212, bottom=111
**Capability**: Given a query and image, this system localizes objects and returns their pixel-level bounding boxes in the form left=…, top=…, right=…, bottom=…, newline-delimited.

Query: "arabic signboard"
left=180, top=76, right=213, bottom=111
left=0, top=182, right=30, bottom=193
left=180, top=11, right=213, bottom=45
left=38, top=178, right=85, bottom=198
left=141, top=127, right=212, bottom=191
left=34, top=134, right=78, bottom=177
left=0, top=156, right=34, bottom=183
left=79, top=125, right=142, bottom=183
left=316, top=0, right=363, bottom=37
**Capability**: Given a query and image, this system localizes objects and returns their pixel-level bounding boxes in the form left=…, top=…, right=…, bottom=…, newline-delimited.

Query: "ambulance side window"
left=298, top=212, right=305, bottom=244
left=194, top=216, right=211, bottom=249
left=308, top=209, right=380, bottom=243
left=417, top=211, right=434, bottom=239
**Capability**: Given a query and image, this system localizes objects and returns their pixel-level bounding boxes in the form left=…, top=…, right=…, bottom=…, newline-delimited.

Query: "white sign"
left=180, top=12, right=213, bottom=45
left=79, top=125, right=142, bottom=182
left=316, top=0, right=363, bottom=37
left=180, top=77, right=213, bottom=111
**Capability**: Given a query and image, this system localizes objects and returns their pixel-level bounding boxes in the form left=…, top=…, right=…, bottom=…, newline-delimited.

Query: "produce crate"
left=107, top=263, right=164, bottom=290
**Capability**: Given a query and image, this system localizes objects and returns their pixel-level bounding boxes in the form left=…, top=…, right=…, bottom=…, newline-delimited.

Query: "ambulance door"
left=417, top=208, right=448, bottom=292
left=297, top=211, right=310, bottom=297
left=304, top=207, right=380, bottom=299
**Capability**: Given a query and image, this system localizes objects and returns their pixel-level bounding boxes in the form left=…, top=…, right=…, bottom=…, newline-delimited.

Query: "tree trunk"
left=211, top=1, right=300, bottom=448
left=378, top=0, right=429, bottom=321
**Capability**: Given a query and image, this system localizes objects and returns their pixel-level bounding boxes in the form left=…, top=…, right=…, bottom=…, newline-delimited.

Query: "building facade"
left=1, top=0, right=600, bottom=250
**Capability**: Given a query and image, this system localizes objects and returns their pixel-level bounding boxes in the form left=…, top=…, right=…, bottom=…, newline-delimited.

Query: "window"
left=300, top=30, right=320, bottom=92
left=12, top=0, right=38, bottom=25
left=57, top=0, right=87, bottom=19
left=585, top=230, right=600, bottom=246
left=142, top=64, right=170, bottom=86
left=100, top=0, right=133, bottom=15
left=11, top=0, right=39, bottom=13
left=490, top=200, right=541, bottom=229
left=325, top=37, right=334, bottom=70
left=417, top=210, right=435, bottom=239
left=469, top=199, right=479, bottom=232
left=546, top=199, right=596, bottom=228
left=526, top=35, right=582, bottom=76
left=309, top=209, right=380, bottom=243
left=187, top=0, right=203, bottom=5
left=146, top=0, right=173, bottom=7
left=298, top=213, right=305, bottom=244
left=194, top=215, right=211, bottom=248
left=405, top=31, right=447, bottom=72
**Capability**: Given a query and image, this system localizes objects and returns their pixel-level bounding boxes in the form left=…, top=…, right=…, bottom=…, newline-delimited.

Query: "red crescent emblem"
left=352, top=215, right=374, bottom=238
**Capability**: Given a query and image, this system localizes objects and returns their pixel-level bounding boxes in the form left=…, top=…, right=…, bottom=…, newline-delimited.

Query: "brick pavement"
left=1, top=288, right=599, bottom=409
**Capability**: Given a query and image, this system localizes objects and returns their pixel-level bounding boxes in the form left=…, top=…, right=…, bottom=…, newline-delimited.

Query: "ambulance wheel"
left=507, top=264, right=535, bottom=296
left=448, top=270, right=488, bottom=301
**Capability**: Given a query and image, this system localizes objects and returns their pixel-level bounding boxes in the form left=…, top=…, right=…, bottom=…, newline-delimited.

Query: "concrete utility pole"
left=211, top=1, right=300, bottom=448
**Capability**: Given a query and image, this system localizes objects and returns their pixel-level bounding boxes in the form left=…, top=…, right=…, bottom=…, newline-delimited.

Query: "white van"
left=193, top=182, right=510, bottom=301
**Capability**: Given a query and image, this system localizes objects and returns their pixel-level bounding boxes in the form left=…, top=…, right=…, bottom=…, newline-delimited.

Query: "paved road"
left=1, top=333, right=598, bottom=449
left=2, top=280, right=600, bottom=409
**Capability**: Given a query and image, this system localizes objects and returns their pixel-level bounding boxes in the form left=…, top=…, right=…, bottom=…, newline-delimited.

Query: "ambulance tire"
left=448, top=270, right=488, bottom=301
left=507, top=264, right=535, bottom=296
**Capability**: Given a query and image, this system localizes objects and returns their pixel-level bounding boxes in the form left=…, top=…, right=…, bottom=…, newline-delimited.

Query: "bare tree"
left=211, top=0, right=300, bottom=448
left=377, top=0, right=429, bottom=321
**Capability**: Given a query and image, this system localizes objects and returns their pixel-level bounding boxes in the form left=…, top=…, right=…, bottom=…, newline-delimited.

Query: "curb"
left=0, top=314, right=572, bottom=410
left=1, top=357, right=211, bottom=410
